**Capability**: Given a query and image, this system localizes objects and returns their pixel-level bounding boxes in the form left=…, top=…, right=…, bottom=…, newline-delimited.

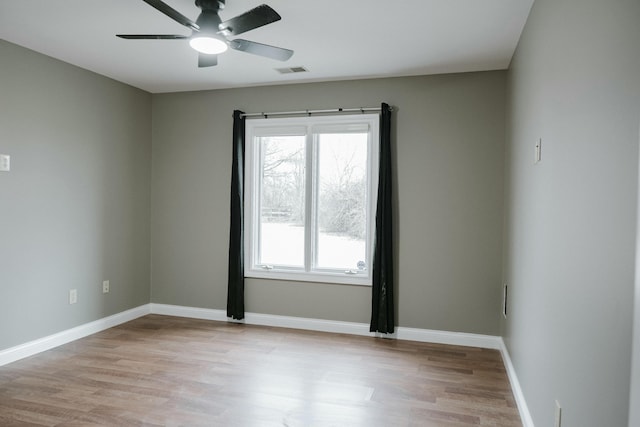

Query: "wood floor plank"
left=0, top=315, right=522, bottom=426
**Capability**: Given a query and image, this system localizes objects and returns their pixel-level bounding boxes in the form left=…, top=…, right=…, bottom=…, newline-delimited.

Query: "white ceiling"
left=0, top=0, right=534, bottom=94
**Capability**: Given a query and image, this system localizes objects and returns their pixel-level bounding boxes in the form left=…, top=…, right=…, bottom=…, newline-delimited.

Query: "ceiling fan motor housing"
left=195, top=9, right=223, bottom=32
left=195, top=0, right=225, bottom=11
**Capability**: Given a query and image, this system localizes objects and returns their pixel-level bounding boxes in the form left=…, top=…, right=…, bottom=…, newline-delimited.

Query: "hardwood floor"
left=0, top=315, right=522, bottom=426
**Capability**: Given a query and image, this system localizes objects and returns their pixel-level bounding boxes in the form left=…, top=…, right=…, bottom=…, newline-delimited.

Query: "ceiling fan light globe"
left=189, top=36, right=228, bottom=54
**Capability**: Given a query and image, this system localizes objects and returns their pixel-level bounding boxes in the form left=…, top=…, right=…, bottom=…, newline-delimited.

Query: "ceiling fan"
left=117, top=0, right=294, bottom=67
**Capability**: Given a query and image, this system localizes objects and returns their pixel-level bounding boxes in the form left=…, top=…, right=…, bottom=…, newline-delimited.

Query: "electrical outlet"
left=69, top=289, right=78, bottom=305
left=0, top=154, right=10, bottom=172
left=554, top=400, right=562, bottom=427
left=535, top=139, right=542, bottom=164
left=102, top=280, right=110, bottom=294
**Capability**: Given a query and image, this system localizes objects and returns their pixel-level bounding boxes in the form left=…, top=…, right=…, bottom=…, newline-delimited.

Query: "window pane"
left=258, top=136, right=306, bottom=267
left=316, top=133, right=368, bottom=271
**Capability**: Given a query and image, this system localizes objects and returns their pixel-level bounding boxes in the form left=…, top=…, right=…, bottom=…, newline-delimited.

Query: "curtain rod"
left=240, top=106, right=391, bottom=119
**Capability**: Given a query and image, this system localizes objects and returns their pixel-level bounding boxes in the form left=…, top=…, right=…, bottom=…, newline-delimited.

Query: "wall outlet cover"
left=0, top=154, right=10, bottom=172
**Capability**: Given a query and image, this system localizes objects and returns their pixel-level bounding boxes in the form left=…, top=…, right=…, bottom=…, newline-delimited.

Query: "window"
left=245, top=114, right=379, bottom=285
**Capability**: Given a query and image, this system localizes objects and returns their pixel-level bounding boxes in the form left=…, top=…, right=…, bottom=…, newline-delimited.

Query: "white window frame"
left=244, top=113, right=380, bottom=286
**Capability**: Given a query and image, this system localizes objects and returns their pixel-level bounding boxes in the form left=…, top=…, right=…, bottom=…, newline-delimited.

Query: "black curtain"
left=370, top=103, right=395, bottom=333
left=227, top=110, right=245, bottom=320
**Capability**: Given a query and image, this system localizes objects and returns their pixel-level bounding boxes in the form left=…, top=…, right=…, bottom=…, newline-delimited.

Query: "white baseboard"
left=151, top=303, right=373, bottom=336
left=0, top=302, right=532, bottom=427
left=0, top=304, right=151, bottom=367
left=150, top=303, right=228, bottom=321
left=149, top=303, right=501, bottom=348
left=393, top=326, right=503, bottom=349
left=499, top=338, right=535, bottom=427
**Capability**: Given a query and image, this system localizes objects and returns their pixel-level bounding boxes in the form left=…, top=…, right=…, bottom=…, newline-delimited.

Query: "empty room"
left=1, top=0, right=639, bottom=426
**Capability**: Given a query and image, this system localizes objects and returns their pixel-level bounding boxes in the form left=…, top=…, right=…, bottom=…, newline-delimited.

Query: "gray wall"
left=151, top=72, right=506, bottom=335
left=632, top=124, right=640, bottom=426
left=502, top=0, right=640, bottom=426
left=0, top=41, right=152, bottom=351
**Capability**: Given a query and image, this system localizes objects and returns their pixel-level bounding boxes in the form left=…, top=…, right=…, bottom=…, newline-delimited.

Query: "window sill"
left=245, top=270, right=372, bottom=286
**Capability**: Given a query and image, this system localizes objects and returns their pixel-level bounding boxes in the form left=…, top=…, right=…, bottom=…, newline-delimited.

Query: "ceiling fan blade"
left=198, top=53, right=218, bottom=67
left=117, top=34, right=189, bottom=40
left=142, top=0, right=199, bottom=31
left=218, top=4, right=281, bottom=36
left=230, top=39, right=293, bottom=61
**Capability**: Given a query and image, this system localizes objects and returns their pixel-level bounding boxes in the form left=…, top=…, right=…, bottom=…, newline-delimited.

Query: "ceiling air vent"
left=276, top=66, right=309, bottom=74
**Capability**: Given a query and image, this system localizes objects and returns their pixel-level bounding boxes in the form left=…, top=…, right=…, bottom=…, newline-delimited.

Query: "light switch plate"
left=0, top=154, right=10, bottom=172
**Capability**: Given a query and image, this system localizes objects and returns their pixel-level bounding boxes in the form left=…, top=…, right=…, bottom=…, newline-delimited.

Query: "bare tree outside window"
left=259, top=136, right=305, bottom=266
left=318, top=133, right=368, bottom=239
left=258, top=133, right=368, bottom=271
left=260, top=136, right=305, bottom=224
